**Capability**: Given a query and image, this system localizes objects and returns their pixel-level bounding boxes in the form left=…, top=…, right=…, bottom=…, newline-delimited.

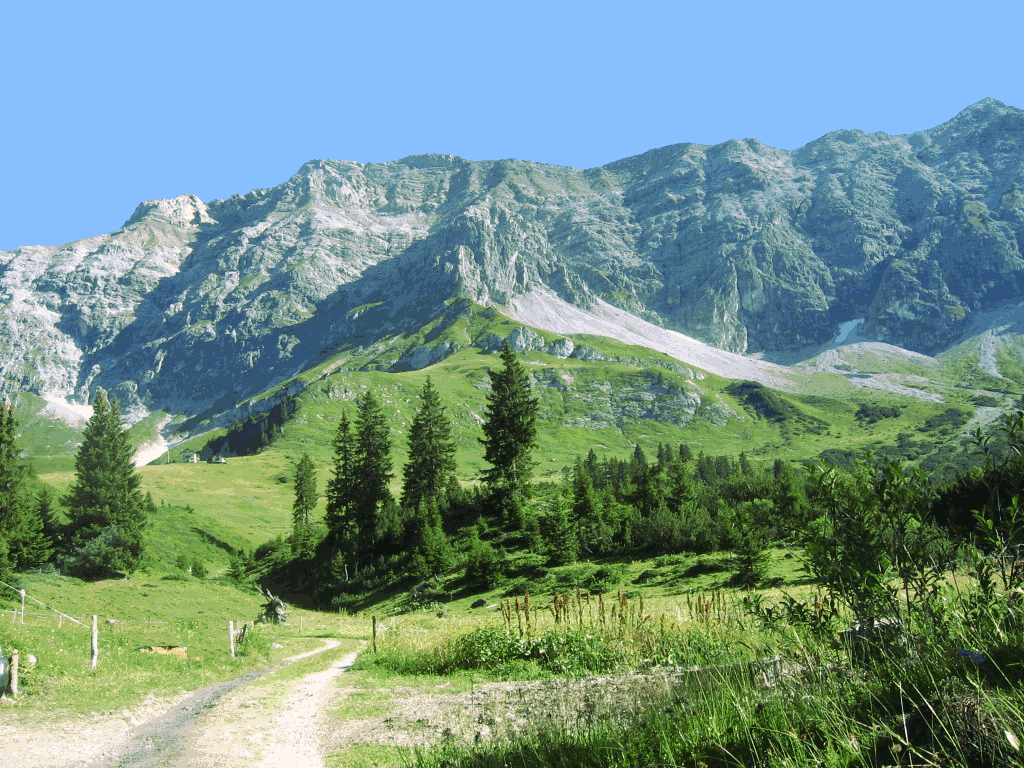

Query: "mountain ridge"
left=2, top=99, right=1023, bottom=428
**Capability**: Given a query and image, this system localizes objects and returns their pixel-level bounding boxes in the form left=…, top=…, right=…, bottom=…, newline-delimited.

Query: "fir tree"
left=325, top=411, right=358, bottom=561
left=0, top=402, right=52, bottom=572
left=572, top=460, right=612, bottom=555
left=37, top=486, right=60, bottom=545
left=479, top=342, right=539, bottom=514
left=544, top=495, right=579, bottom=565
left=291, top=453, right=319, bottom=557
left=402, top=377, right=458, bottom=511
left=331, top=391, right=395, bottom=572
left=410, top=497, right=456, bottom=580
left=62, top=390, right=147, bottom=574
left=464, top=525, right=503, bottom=588
left=355, top=391, right=394, bottom=559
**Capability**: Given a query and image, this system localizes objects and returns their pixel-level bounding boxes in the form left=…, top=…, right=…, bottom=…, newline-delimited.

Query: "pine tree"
left=355, top=391, right=394, bottom=562
left=62, top=390, right=148, bottom=575
left=325, top=411, right=358, bottom=561
left=410, top=497, right=456, bottom=580
left=329, top=391, right=396, bottom=572
left=0, top=402, right=52, bottom=572
left=37, top=486, right=61, bottom=547
left=291, top=453, right=319, bottom=557
left=544, top=496, right=579, bottom=565
left=572, top=460, right=612, bottom=555
left=402, top=377, right=458, bottom=512
left=464, top=525, right=504, bottom=588
left=480, top=342, right=539, bottom=513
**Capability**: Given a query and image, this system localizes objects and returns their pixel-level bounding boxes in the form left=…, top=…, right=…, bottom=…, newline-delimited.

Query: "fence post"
left=372, top=615, right=377, bottom=654
left=91, top=615, right=98, bottom=669
left=10, top=650, right=18, bottom=697
left=19, top=590, right=25, bottom=624
left=229, top=621, right=235, bottom=658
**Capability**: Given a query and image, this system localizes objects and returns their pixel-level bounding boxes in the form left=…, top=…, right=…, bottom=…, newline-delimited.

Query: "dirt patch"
left=0, top=691, right=192, bottom=768
left=324, top=665, right=751, bottom=751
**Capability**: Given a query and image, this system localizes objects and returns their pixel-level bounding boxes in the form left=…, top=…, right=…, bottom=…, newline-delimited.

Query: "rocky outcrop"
left=2, top=99, right=1023, bottom=416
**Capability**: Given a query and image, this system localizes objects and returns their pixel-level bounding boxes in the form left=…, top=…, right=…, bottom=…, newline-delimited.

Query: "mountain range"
left=3, top=98, right=1024, bottom=458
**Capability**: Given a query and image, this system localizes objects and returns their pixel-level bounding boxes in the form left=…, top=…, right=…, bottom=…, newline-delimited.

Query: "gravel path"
left=0, top=639, right=359, bottom=768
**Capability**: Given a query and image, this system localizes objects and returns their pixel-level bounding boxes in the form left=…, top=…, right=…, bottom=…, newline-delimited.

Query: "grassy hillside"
left=25, top=319, right=1002, bottom=561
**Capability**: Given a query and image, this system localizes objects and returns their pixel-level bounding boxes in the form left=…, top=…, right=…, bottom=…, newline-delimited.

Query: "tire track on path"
left=96, top=639, right=360, bottom=768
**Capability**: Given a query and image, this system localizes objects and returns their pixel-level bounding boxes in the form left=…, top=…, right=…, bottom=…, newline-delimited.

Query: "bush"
left=553, top=563, right=597, bottom=589
left=504, top=577, right=544, bottom=597
left=68, top=527, right=133, bottom=578
left=683, top=557, right=729, bottom=578
left=464, top=534, right=504, bottom=589
left=174, top=554, right=208, bottom=579
left=584, top=565, right=624, bottom=593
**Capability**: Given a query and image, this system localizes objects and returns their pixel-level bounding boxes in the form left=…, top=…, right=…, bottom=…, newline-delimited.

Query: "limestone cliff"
left=2, top=99, right=1022, bottom=417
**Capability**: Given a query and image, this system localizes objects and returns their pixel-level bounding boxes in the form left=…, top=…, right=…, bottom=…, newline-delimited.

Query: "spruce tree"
left=331, top=392, right=395, bottom=572
left=291, top=453, right=319, bottom=557
left=402, top=377, right=458, bottom=511
left=62, top=390, right=147, bottom=574
left=0, top=402, right=52, bottom=572
left=37, top=486, right=61, bottom=549
left=544, top=495, right=579, bottom=565
left=572, top=460, right=612, bottom=555
left=410, top=497, right=456, bottom=579
left=355, top=391, right=394, bottom=559
left=325, top=411, right=358, bottom=561
left=480, top=342, right=539, bottom=513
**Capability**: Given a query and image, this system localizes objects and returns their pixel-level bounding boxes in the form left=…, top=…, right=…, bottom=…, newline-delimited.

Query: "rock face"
left=2, top=99, right=1024, bottom=416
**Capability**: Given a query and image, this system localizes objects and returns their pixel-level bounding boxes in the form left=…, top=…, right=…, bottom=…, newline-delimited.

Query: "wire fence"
left=0, top=580, right=204, bottom=656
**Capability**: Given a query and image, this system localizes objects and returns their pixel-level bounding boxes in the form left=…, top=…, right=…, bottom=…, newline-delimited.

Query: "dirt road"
left=2, top=640, right=360, bottom=768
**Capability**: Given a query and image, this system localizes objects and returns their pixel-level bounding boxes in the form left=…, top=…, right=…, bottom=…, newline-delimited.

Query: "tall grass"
left=368, top=590, right=762, bottom=681
left=363, top=559, right=1024, bottom=767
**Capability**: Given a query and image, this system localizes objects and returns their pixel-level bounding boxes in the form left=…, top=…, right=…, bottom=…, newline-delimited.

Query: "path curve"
left=92, top=639, right=358, bottom=768
left=257, top=648, right=361, bottom=767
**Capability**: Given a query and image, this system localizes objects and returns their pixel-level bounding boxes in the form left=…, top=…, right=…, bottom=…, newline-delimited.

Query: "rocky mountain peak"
left=123, top=194, right=213, bottom=229
left=3, top=101, right=1024, bottom=421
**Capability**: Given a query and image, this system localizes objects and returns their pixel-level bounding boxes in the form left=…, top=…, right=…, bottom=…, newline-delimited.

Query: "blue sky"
left=3, top=0, right=1021, bottom=249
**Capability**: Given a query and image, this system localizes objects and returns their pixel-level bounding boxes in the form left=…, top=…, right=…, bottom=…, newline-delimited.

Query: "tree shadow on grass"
left=191, top=527, right=238, bottom=555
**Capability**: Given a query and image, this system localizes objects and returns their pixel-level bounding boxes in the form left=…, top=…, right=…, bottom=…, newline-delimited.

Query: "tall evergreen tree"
left=480, top=342, right=539, bottom=510
left=291, top=453, right=319, bottom=557
left=325, top=411, right=358, bottom=561
left=0, top=402, right=52, bottom=572
left=402, top=377, right=458, bottom=511
left=350, top=391, right=394, bottom=571
left=543, top=495, right=579, bottom=565
left=37, top=486, right=61, bottom=546
left=62, top=390, right=147, bottom=574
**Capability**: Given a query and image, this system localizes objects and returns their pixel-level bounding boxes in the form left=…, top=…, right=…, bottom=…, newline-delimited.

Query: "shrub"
left=584, top=565, right=624, bottom=593
left=683, top=557, right=729, bottom=578
left=464, top=534, right=504, bottom=589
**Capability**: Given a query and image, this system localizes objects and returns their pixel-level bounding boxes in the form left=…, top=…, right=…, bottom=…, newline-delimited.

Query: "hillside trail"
left=2, top=639, right=361, bottom=768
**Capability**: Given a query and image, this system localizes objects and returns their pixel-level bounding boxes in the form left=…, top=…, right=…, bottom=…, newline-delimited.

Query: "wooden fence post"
left=9, top=650, right=17, bottom=697
left=372, top=616, right=377, bottom=654
left=229, top=621, right=235, bottom=658
left=19, top=590, right=25, bottom=624
left=91, top=615, right=98, bottom=669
